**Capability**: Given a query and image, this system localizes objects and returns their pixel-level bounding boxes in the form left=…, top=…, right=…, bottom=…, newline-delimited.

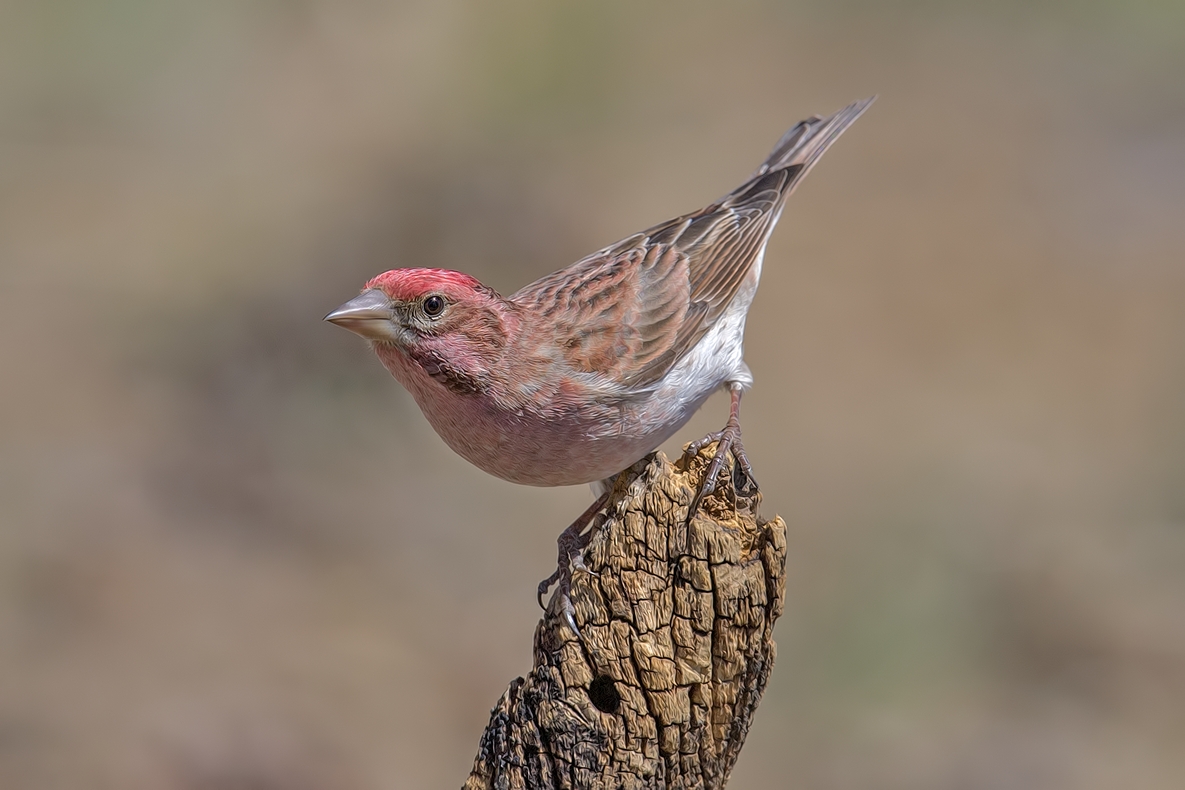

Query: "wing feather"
left=512, top=98, right=875, bottom=391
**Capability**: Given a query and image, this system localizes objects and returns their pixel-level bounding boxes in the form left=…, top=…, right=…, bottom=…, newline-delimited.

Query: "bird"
left=326, top=97, right=874, bottom=625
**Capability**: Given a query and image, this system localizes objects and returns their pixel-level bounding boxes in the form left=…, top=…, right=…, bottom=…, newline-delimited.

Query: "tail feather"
left=757, top=96, right=876, bottom=178
left=713, top=96, right=876, bottom=216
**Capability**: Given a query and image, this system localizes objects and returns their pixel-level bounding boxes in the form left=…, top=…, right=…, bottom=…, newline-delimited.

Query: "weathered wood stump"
left=464, top=445, right=787, bottom=790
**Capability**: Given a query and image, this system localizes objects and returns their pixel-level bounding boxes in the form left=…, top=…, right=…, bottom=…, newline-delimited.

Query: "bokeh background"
left=3, top=1, right=1184, bottom=787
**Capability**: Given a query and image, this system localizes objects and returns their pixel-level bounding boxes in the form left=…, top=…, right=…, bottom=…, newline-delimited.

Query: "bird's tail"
left=754, top=96, right=876, bottom=181
left=710, top=96, right=875, bottom=219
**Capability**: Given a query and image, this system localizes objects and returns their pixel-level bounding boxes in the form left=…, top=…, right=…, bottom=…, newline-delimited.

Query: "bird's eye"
left=423, top=295, right=446, bottom=317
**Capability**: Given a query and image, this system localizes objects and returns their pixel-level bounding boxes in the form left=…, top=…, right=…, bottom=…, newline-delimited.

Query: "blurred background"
left=2, top=1, right=1184, bottom=787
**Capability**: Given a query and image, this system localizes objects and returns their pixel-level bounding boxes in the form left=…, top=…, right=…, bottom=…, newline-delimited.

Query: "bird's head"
left=325, top=268, right=512, bottom=390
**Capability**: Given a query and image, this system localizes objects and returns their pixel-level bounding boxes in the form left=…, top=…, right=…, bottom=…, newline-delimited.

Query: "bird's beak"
left=324, top=289, right=399, bottom=342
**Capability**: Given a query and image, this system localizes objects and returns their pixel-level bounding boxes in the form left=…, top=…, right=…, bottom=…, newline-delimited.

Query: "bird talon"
left=537, top=574, right=558, bottom=610
left=540, top=563, right=586, bottom=637
left=687, top=385, right=755, bottom=515
left=536, top=491, right=610, bottom=623
left=571, top=553, right=596, bottom=577
left=732, top=453, right=758, bottom=495
left=561, top=585, right=581, bottom=637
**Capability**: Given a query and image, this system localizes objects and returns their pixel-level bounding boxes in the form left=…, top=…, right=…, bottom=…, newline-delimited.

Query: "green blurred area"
left=2, top=1, right=1184, bottom=788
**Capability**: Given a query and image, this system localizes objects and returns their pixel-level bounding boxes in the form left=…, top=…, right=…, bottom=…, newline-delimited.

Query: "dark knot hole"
left=588, top=675, right=621, bottom=714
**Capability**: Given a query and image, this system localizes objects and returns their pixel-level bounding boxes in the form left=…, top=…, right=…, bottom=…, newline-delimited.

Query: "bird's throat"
left=373, top=342, right=485, bottom=398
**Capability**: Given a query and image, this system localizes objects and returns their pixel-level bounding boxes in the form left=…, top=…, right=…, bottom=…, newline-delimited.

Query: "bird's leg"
left=686, top=384, right=757, bottom=512
left=537, top=491, right=612, bottom=631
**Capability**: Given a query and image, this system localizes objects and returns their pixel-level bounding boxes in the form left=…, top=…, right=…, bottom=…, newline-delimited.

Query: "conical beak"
left=324, top=289, right=398, bottom=342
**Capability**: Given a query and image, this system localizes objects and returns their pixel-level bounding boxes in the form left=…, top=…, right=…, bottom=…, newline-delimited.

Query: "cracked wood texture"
left=463, top=446, right=787, bottom=790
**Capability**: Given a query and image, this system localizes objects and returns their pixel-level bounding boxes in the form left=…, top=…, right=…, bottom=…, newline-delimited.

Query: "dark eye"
left=423, top=295, right=445, bottom=317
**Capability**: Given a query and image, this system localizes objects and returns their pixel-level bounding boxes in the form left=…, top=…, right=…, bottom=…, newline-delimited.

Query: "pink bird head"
left=326, top=267, right=514, bottom=396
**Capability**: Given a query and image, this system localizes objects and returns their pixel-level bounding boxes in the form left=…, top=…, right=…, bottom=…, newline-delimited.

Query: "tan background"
left=2, top=1, right=1184, bottom=787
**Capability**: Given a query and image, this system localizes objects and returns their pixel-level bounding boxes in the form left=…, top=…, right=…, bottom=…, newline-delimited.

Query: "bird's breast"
left=378, top=358, right=699, bottom=486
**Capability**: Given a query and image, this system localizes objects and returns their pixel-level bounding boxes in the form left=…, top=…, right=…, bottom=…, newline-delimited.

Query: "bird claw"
left=536, top=491, right=611, bottom=635
left=560, top=580, right=581, bottom=637
left=540, top=568, right=585, bottom=634
left=685, top=387, right=758, bottom=516
left=537, top=569, right=562, bottom=610
left=732, top=449, right=758, bottom=497
left=570, top=552, right=596, bottom=577
left=538, top=545, right=598, bottom=637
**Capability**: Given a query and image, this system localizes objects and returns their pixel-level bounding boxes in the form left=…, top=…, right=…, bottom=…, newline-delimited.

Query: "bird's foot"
left=685, top=386, right=757, bottom=514
left=537, top=491, right=611, bottom=635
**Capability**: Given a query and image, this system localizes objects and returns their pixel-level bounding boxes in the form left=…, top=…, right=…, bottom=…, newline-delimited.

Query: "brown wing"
left=516, top=243, right=694, bottom=383
left=512, top=98, right=875, bottom=390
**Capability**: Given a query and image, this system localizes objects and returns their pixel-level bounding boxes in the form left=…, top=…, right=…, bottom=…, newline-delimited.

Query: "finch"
left=327, top=98, right=873, bottom=619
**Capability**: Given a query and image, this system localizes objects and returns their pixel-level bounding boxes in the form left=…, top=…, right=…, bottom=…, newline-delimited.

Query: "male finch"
left=327, top=98, right=874, bottom=620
